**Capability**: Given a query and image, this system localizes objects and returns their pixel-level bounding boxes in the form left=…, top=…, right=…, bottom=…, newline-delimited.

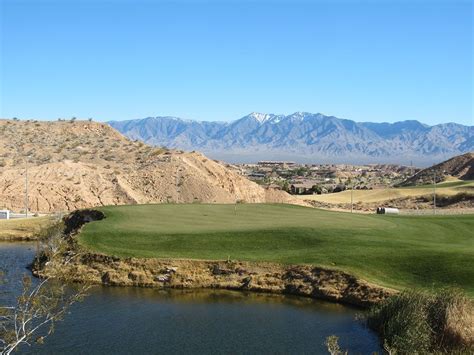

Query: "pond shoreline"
left=0, top=242, right=385, bottom=354
left=31, top=208, right=396, bottom=309
left=0, top=235, right=38, bottom=242
left=33, top=251, right=396, bottom=308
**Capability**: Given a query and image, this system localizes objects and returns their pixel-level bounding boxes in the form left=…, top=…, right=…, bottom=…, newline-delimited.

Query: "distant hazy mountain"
left=109, top=112, right=474, bottom=165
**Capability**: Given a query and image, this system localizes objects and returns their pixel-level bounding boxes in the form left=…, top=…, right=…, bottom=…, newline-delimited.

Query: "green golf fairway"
left=78, top=204, right=474, bottom=294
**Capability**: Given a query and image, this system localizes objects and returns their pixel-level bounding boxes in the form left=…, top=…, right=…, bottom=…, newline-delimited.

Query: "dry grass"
left=367, top=288, right=473, bottom=354
left=0, top=216, right=52, bottom=240
left=297, top=181, right=474, bottom=204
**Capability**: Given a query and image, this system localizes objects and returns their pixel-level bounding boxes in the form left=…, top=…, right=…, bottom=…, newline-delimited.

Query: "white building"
left=376, top=207, right=400, bottom=215
left=0, top=210, right=10, bottom=219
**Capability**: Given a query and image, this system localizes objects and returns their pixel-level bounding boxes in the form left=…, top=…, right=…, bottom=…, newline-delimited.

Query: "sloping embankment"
left=34, top=209, right=395, bottom=308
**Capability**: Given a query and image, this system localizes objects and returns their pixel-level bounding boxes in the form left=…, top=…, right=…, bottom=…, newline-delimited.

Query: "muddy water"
left=0, top=243, right=381, bottom=354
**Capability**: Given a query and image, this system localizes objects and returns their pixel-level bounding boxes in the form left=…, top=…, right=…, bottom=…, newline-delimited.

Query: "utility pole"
left=175, top=164, right=180, bottom=204
left=351, top=183, right=354, bottom=213
left=25, top=157, right=29, bottom=218
left=433, top=171, right=436, bottom=215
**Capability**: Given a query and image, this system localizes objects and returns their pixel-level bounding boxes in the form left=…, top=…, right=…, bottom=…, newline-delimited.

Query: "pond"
left=0, top=243, right=381, bottom=354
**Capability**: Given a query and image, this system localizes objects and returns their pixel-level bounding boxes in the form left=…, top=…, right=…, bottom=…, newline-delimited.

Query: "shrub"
left=367, top=288, right=473, bottom=354
left=325, top=335, right=347, bottom=355
left=367, top=290, right=431, bottom=353
left=149, top=148, right=166, bottom=156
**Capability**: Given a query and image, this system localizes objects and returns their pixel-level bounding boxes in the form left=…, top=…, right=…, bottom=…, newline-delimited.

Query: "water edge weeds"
left=366, top=288, right=473, bottom=354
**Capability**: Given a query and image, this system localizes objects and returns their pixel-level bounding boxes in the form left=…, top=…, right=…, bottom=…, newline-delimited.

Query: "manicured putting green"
left=79, top=204, right=474, bottom=294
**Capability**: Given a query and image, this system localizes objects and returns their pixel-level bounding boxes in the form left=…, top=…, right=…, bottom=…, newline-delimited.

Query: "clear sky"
left=0, top=0, right=472, bottom=125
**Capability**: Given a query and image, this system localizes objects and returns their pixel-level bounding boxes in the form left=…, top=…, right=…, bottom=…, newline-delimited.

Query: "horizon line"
left=1, top=112, right=472, bottom=127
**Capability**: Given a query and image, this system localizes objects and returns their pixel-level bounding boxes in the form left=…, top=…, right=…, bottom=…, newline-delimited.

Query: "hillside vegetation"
left=399, top=152, right=474, bottom=186
left=300, top=153, right=474, bottom=211
left=299, top=180, right=474, bottom=205
left=79, top=204, right=474, bottom=295
left=0, top=119, right=300, bottom=212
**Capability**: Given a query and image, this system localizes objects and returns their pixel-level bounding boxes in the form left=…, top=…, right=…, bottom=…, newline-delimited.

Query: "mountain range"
left=109, top=112, right=474, bottom=166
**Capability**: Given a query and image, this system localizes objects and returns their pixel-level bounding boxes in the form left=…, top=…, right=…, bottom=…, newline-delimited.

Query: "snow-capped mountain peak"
left=108, top=112, right=473, bottom=165
left=248, top=112, right=274, bottom=123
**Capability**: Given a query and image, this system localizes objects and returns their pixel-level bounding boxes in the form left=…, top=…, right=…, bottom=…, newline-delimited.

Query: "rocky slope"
left=399, top=152, right=474, bottom=186
left=0, top=119, right=302, bottom=213
left=109, top=112, right=474, bottom=165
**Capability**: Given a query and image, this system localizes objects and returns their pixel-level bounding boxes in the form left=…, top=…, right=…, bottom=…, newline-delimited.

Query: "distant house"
left=0, top=210, right=10, bottom=219
left=290, top=182, right=315, bottom=195
left=248, top=173, right=266, bottom=180
left=257, top=161, right=296, bottom=168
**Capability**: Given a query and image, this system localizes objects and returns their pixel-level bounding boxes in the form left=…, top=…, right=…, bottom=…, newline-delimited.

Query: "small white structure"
left=0, top=210, right=10, bottom=219
left=376, top=207, right=399, bottom=215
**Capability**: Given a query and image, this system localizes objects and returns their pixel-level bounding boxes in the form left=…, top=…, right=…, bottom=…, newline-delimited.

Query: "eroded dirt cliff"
left=0, top=119, right=305, bottom=212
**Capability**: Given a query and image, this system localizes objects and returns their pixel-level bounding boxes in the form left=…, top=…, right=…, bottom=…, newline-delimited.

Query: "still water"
left=0, top=243, right=381, bottom=354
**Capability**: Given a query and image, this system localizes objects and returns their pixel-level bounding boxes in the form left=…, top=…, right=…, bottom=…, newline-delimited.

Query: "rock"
left=241, top=276, right=252, bottom=289
left=211, top=264, right=234, bottom=276
left=155, top=274, right=171, bottom=282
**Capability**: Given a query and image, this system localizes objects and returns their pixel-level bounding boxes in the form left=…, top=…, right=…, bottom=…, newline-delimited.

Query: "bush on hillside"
left=367, top=288, right=473, bottom=354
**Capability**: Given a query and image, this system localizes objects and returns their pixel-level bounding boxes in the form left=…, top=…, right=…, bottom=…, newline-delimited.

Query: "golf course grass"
left=78, top=204, right=474, bottom=295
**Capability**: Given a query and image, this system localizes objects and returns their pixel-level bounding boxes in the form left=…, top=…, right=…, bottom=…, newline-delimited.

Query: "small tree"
left=311, top=185, right=322, bottom=194
left=0, top=275, right=88, bottom=354
left=0, top=219, right=90, bottom=354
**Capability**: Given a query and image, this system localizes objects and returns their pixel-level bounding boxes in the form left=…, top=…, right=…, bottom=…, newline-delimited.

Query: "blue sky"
left=0, top=0, right=472, bottom=125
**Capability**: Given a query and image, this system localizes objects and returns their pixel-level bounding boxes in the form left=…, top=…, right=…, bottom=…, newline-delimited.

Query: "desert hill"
left=0, top=119, right=301, bottom=212
left=398, top=152, right=474, bottom=186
